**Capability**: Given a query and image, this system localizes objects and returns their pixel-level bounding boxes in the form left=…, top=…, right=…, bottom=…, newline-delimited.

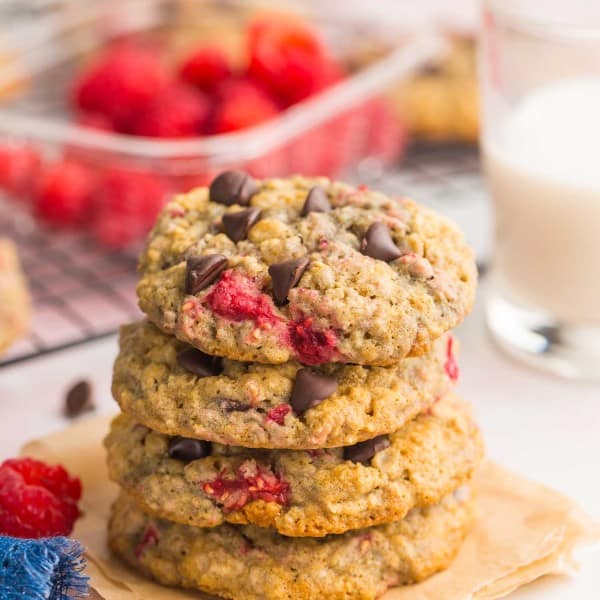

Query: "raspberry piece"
left=212, top=79, right=280, bottom=133
left=92, top=169, right=169, bottom=249
left=131, top=83, right=210, bottom=138
left=205, top=269, right=280, bottom=327
left=202, top=460, right=290, bottom=511
left=0, top=457, right=82, bottom=538
left=135, top=524, right=159, bottom=559
left=179, top=45, right=232, bottom=93
left=72, top=44, right=169, bottom=127
left=289, top=316, right=338, bottom=365
left=35, top=161, right=95, bottom=227
left=266, top=404, right=291, bottom=425
left=0, top=144, right=41, bottom=196
left=247, top=17, right=330, bottom=105
left=444, top=336, right=459, bottom=382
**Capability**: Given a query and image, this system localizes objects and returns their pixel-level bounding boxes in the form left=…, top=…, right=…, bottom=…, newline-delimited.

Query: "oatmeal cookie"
left=136, top=174, right=476, bottom=366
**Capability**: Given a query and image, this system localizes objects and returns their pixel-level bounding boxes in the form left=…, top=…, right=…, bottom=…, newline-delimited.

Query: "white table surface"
left=1, top=283, right=599, bottom=598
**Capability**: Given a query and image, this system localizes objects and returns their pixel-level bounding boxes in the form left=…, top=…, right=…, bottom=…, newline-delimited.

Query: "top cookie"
left=137, top=173, right=476, bottom=366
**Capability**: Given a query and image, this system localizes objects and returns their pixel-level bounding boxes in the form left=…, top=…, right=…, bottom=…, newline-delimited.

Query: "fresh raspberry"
left=72, top=44, right=169, bottom=128
left=75, top=112, right=114, bottom=132
left=212, top=79, right=280, bottom=133
left=266, top=404, right=291, bottom=425
left=179, top=45, right=232, bottom=93
left=35, top=161, right=95, bottom=227
left=205, top=269, right=280, bottom=327
left=0, top=457, right=82, bottom=538
left=0, top=143, right=41, bottom=196
left=202, top=460, right=290, bottom=511
left=92, top=169, right=169, bottom=249
left=131, top=83, right=210, bottom=138
left=247, top=17, right=330, bottom=105
left=289, top=316, right=338, bottom=365
left=444, top=336, right=459, bottom=382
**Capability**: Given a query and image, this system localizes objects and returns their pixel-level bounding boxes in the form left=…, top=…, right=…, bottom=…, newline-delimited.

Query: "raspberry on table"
left=131, top=83, right=210, bottom=138
left=0, top=143, right=41, bottom=197
left=35, top=161, right=95, bottom=227
left=0, top=457, right=82, bottom=538
left=178, top=45, right=232, bottom=93
left=72, top=44, right=169, bottom=129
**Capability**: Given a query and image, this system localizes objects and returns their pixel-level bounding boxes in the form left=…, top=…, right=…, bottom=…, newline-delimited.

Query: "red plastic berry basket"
left=0, top=0, right=442, bottom=249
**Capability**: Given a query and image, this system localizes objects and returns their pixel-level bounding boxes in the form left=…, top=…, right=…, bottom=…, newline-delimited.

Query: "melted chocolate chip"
left=343, top=435, right=390, bottom=464
left=360, top=223, right=402, bottom=262
left=222, top=207, right=262, bottom=242
left=177, top=347, right=223, bottom=377
left=185, top=254, right=228, bottom=295
left=64, top=380, right=94, bottom=418
left=301, top=186, right=331, bottom=216
left=168, top=436, right=211, bottom=462
left=268, top=257, right=309, bottom=305
left=218, top=398, right=251, bottom=412
left=209, top=170, right=259, bottom=206
left=289, top=368, right=337, bottom=415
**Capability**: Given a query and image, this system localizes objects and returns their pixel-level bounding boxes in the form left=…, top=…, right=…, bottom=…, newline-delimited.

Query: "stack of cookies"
left=105, top=172, right=484, bottom=599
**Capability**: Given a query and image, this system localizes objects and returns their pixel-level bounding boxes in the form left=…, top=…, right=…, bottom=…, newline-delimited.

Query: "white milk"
left=484, top=78, right=600, bottom=324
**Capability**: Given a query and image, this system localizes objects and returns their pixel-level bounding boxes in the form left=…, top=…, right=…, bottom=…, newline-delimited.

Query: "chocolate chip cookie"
left=0, top=239, right=30, bottom=354
left=105, top=394, right=483, bottom=537
left=136, top=174, right=476, bottom=366
left=112, top=321, right=458, bottom=449
left=109, top=487, right=474, bottom=600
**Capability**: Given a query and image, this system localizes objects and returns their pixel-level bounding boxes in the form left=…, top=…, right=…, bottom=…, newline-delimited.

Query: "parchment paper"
left=21, top=416, right=600, bottom=600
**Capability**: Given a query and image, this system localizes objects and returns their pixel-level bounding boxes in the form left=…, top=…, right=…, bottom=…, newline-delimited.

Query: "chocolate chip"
left=64, top=380, right=94, bottom=418
left=301, top=186, right=331, bottom=216
left=185, top=254, right=228, bottom=295
left=177, top=347, right=223, bottom=377
left=168, top=437, right=211, bottom=462
left=268, top=257, right=309, bottom=305
left=222, top=207, right=262, bottom=242
left=289, top=368, right=337, bottom=415
left=343, top=435, right=390, bottom=464
left=218, top=398, right=251, bottom=412
left=360, top=223, right=402, bottom=262
left=209, top=170, right=259, bottom=206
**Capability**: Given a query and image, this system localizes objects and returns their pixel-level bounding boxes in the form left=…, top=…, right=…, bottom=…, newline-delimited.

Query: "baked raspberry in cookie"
left=136, top=173, right=476, bottom=366
left=104, top=394, right=483, bottom=537
left=112, top=321, right=457, bottom=449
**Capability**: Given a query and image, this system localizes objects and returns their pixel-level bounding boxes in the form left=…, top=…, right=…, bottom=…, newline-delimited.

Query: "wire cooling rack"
left=0, top=143, right=490, bottom=368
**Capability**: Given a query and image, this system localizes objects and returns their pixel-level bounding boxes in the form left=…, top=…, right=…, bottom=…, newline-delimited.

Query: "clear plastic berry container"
left=0, top=0, right=442, bottom=248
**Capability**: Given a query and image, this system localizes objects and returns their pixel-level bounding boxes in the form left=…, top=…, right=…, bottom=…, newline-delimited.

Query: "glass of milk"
left=481, top=0, right=600, bottom=379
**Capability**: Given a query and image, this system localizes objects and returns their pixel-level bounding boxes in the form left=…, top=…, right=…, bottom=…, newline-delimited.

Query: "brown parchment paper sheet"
left=21, top=416, right=600, bottom=600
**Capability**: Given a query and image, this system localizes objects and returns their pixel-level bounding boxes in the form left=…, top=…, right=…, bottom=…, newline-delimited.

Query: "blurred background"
left=0, top=0, right=488, bottom=366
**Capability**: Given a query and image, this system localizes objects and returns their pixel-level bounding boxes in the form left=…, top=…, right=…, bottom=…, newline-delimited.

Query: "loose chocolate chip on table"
left=289, top=368, right=338, bottom=415
left=301, top=186, right=331, bottom=216
left=222, top=207, right=262, bottom=242
left=360, top=222, right=402, bottom=262
left=177, top=347, right=223, bottom=377
left=209, top=170, right=259, bottom=206
left=268, top=257, right=310, bottom=305
left=343, top=435, right=390, bottom=464
left=185, top=254, right=228, bottom=295
left=168, top=437, right=211, bottom=462
left=64, top=379, right=94, bottom=418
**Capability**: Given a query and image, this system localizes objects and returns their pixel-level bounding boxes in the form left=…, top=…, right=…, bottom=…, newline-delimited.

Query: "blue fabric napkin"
left=0, top=536, right=88, bottom=599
